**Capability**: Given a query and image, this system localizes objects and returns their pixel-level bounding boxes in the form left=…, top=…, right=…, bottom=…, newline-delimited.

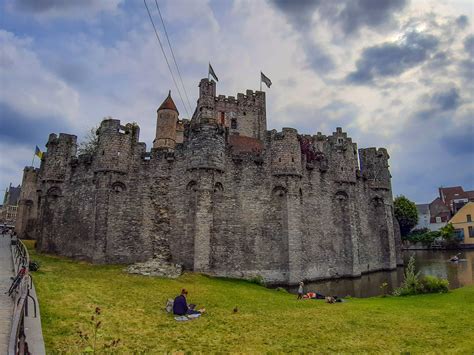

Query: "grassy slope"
left=25, top=241, right=474, bottom=353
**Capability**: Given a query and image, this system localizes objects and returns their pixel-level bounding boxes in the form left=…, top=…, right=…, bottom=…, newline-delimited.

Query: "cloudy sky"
left=0, top=0, right=472, bottom=203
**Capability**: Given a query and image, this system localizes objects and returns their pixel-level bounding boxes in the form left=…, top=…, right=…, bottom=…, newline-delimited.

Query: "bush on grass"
left=394, top=255, right=449, bottom=296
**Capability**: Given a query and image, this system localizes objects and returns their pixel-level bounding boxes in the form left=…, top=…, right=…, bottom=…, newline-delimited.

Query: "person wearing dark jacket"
left=173, top=289, right=205, bottom=316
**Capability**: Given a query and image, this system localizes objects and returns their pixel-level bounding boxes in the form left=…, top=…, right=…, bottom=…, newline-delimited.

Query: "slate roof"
left=416, top=203, right=430, bottom=215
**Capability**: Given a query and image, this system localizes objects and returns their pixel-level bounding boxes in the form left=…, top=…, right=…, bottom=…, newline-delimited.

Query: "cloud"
left=347, top=31, right=439, bottom=84
left=0, top=103, right=71, bottom=146
left=0, top=30, right=80, bottom=124
left=441, top=124, right=474, bottom=156
left=269, top=0, right=407, bottom=35
left=430, top=87, right=461, bottom=111
left=326, top=0, right=407, bottom=35
left=268, top=0, right=320, bottom=30
left=13, top=0, right=122, bottom=19
left=464, top=35, right=474, bottom=57
left=455, top=15, right=469, bottom=29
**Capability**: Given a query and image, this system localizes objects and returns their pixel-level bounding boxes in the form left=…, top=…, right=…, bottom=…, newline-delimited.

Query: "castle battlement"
left=20, top=78, right=401, bottom=284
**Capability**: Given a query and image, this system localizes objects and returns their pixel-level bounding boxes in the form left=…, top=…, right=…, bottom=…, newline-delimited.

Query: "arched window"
left=214, top=182, right=224, bottom=193
left=335, top=191, right=348, bottom=202
left=186, top=181, right=198, bottom=192
left=272, top=186, right=287, bottom=197
left=112, top=182, right=126, bottom=193
left=47, top=187, right=61, bottom=197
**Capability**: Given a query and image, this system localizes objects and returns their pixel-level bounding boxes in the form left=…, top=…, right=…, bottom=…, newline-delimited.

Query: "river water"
left=288, top=250, right=474, bottom=298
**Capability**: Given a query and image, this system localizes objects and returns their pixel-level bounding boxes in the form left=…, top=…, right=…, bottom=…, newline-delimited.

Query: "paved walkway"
left=0, top=235, right=14, bottom=354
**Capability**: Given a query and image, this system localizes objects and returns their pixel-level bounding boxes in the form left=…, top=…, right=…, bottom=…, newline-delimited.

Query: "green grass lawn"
left=25, top=241, right=474, bottom=353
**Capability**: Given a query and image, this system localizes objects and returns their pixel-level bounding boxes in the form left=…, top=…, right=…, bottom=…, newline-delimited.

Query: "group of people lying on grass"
left=297, top=281, right=344, bottom=303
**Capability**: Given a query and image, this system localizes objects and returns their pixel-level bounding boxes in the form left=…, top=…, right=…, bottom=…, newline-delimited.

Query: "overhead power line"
left=143, top=0, right=190, bottom=117
left=154, top=0, right=193, bottom=115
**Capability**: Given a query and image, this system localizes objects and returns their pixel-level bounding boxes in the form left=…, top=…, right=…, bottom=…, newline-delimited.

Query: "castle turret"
left=15, top=167, right=39, bottom=239
left=41, top=133, right=77, bottom=182
left=271, top=128, right=302, bottom=177
left=359, top=147, right=391, bottom=190
left=153, top=91, right=179, bottom=150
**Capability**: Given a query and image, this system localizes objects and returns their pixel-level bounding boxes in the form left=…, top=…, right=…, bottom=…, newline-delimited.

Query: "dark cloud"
left=455, top=15, right=469, bottom=29
left=347, top=31, right=439, bottom=84
left=269, top=0, right=407, bottom=35
left=304, top=41, right=335, bottom=73
left=463, top=35, right=474, bottom=57
left=15, top=0, right=100, bottom=12
left=0, top=103, right=72, bottom=145
left=430, top=87, right=461, bottom=111
left=329, top=0, right=407, bottom=35
left=413, top=87, right=461, bottom=121
left=440, top=122, right=474, bottom=156
left=269, top=0, right=320, bottom=30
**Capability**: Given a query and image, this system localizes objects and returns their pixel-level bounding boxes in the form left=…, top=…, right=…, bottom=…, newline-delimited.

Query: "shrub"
left=420, top=275, right=449, bottom=293
left=248, top=275, right=265, bottom=286
left=394, top=255, right=449, bottom=296
left=394, top=255, right=421, bottom=296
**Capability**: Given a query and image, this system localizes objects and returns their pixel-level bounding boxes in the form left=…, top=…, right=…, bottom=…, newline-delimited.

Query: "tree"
left=394, top=195, right=418, bottom=237
left=78, top=125, right=100, bottom=156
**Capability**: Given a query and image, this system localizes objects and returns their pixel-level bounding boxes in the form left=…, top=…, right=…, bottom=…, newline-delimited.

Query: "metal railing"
left=8, top=239, right=36, bottom=355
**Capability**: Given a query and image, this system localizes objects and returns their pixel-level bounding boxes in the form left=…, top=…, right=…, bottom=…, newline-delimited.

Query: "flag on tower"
left=209, top=63, right=219, bottom=82
left=261, top=71, right=272, bottom=88
left=35, top=146, right=43, bottom=159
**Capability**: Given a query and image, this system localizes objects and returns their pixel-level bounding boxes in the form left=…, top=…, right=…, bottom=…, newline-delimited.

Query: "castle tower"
left=153, top=91, right=179, bottom=150
left=15, top=167, right=39, bottom=239
left=187, top=102, right=226, bottom=272
left=270, top=128, right=304, bottom=284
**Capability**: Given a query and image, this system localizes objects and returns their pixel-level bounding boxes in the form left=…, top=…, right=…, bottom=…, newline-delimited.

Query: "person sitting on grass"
left=173, top=289, right=205, bottom=316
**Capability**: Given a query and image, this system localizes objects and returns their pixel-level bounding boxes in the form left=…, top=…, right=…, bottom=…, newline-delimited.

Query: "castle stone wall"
left=27, top=79, right=402, bottom=285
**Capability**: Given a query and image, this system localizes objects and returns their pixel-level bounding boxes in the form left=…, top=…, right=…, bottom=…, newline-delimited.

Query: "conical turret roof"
left=158, top=90, right=179, bottom=114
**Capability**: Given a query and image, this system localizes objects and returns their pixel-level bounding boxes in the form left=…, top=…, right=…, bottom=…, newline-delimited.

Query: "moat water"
left=287, top=250, right=474, bottom=298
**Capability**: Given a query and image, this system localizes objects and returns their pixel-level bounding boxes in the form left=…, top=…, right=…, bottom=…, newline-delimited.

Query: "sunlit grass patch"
left=25, top=241, right=474, bottom=353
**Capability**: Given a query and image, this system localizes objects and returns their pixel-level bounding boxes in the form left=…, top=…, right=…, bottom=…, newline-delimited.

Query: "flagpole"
left=208, top=62, right=210, bottom=81
left=260, top=71, right=262, bottom=91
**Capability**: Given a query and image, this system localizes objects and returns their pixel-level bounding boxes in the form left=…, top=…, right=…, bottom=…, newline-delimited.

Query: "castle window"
left=278, top=158, right=281, bottom=162
left=272, top=186, right=287, bottom=197
left=291, top=157, right=294, bottom=162
left=467, top=214, right=472, bottom=222
left=243, top=111, right=246, bottom=116
left=338, top=138, right=343, bottom=144
left=112, top=182, right=126, bottom=193
left=47, top=187, right=61, bottom=198
left=231, top=118, right=237, bottom=129
left=214, top=182, right=224, bottom=193
left=186, top=181, right=197, bottom=192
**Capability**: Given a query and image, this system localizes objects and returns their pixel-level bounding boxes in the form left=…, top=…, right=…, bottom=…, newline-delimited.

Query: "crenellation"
left=24, top=78, right=401, bottom=284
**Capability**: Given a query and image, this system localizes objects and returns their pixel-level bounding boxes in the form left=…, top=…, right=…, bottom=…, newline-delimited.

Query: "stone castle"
left=16, top=78, right=402, bottom=284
